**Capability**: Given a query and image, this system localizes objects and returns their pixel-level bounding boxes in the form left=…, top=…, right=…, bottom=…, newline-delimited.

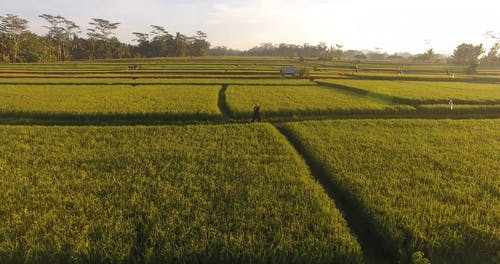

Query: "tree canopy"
left=452, top=43, right=484, bottom=65
left=0, top=14, right=29, bottom=62
left=0, top=14, right=211, bottom=63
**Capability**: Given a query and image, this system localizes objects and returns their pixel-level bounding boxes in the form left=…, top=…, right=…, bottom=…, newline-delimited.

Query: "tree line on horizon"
left=1, top=13, right=499, bottom=68
left=211, top=42, right=499, bottom=67
left=0, top=14, right=210, bottom=63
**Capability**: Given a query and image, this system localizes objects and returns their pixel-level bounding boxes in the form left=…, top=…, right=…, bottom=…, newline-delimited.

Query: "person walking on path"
left=252, top=103, right=261, bottom=122
left=449, top=99, right=454, bottom=110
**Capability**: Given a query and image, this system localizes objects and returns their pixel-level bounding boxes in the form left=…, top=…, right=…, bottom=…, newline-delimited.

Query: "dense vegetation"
left=282, top=119, right=500, bottom=263
left=0, top=14, right=210, bottom=62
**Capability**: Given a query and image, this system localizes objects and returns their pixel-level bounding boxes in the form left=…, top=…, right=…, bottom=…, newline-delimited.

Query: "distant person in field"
left=449, top=99, right=454, bottom=110
left=252, top=103, right=261, bottom=122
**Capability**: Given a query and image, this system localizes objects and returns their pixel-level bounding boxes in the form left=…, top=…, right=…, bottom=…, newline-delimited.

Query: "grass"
left=317, top=79, right=500, bottom=104
left=0, top=123, right=363, bottom=263
left=0, top=84, right=221, bottom=121
left=225, top=85, right=415, bottom=119
left=282, top=119, right=500, bottom=263
left=0, top=57, right=499, bottom=263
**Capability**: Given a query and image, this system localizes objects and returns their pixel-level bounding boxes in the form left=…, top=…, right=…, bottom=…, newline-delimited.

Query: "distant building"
left=280, top=67, right=299, bottom=76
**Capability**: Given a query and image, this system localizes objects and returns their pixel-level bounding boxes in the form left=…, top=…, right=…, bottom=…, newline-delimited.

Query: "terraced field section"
left=282, top=119, right=500, bottom=263
left=0, top=58, right=302, bottom=78
left=0, top=84, right=221, bottom=123
left=2, top=57, right=499, bottom=80
left=0, top=77, right=313, bottom=85
left=225, top=85, right=414, bottom=119
left=336, top=72, right=500, bottom=83
left=0, top=124, right=363, bottom=263
left=317, top=79, right=500, bottom=105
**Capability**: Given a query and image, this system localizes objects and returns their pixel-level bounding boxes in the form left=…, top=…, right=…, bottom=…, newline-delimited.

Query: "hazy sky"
left=2, top=0, right=499, bottom=54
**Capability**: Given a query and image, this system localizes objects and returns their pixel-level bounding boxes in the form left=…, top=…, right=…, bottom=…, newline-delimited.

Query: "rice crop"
left=225, top=85, right=414, bottom=119
left=282, top=119, right=500, bottom=263
left=317, top=79, right=500, bottom=104
left=0, top=123, right=363, bottom=263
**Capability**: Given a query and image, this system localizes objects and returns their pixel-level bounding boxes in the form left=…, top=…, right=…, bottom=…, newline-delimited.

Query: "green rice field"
left=0, top=124, right=363, bottom=263
left=225, top=85, right=414, bottom=118
left=0, top=84, right=221, bottom=121
left=0, top=56, right=498, bottom=263
left=282, top=119, right=500, bottom=263
left=317, top=79, right=500, bottom=104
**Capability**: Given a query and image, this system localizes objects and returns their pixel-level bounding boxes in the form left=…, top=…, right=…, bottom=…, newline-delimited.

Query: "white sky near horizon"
left=1, top=0, right=499, bottom=54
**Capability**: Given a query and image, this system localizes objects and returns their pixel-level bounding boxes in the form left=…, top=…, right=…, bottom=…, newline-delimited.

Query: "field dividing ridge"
left=275, top=124, right=395, bottom=263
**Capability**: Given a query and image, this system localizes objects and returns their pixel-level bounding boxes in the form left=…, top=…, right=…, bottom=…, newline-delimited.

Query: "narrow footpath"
left=273, top=122, right=396, bottom=264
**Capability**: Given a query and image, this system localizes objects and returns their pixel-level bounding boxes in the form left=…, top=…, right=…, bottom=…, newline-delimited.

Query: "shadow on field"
left=0, top=112, right=223, bottom=126
left=2, top=111, right=500, bottom=126
left=336, top=73, right=500, bottom=84
left=315, top=81, right=500, bottom=105
left=229, top=107, right=500, bottom=123
left=1, top=108, right=499, bottom=126
left=218, top=84, right=231, bottom=119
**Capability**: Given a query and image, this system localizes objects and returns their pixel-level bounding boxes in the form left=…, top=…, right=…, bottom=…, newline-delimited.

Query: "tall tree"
left=132, top=32, right=149, bottom=43
left=332, top=44, right=344, bottom=60
left=188, top=30, right=210, bottom=56
left=174, top=32, right=188, bottom=57
left=132, top=32, right=151, bottom=57
left=39, top=14, right=80, bottom=61
left=0, top=14, right=29, bottom=62
left=87, top=18, right=120, bottom=59
left=482, top=43, right=499, bottom=65
left=87, top=18, right=120, bottom=40
left=0, top=32, right=8, bottom=62
left=423, top=48, right=436, bottom=63
left=150, top=25, right=172, bottom=57
left=452, top=43, right=484, bottom=65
